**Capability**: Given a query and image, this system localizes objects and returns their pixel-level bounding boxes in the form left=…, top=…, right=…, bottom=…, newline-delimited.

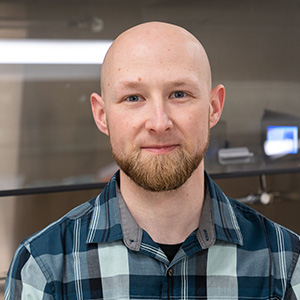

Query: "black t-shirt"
left=157, top=243, right=182, bottom=262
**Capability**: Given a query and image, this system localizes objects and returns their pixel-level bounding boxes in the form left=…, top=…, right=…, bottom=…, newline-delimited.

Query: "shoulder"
left=5, top=196, right=99, bottom=299
left=27, top=198, right=96, bottom=242
left=7, top=172, right=119, bottom=284
left=229, top=197, right=300, bottom=296
left=38, top=197, right=98, bottom=253
left=208, top=174, right=300, bottom=288
left=229, top=196, right=300, bottom=251
left=207, top=174, right=300, bottom=252
left=7, top=196, right=97, bottom=278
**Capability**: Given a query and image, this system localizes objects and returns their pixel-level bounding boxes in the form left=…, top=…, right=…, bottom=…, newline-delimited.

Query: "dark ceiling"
left=0, top=0, right=299, bottom=82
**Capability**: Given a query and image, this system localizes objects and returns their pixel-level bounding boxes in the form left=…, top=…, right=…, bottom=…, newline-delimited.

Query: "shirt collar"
left=86, top=172, right=124, bottom=244
left=206, top=172, right=244, bottom=246
left=86, top=170, right=243, bottom=248
left=117, top=185, right=143, bottom=251
left=195, top=181, right=216, bottom=249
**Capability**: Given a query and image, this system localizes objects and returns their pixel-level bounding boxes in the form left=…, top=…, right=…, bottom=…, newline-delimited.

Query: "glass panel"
left=0, top=0, right=299, bottom=192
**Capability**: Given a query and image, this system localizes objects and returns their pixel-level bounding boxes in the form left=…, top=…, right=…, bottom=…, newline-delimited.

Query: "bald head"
left=100, top=22, right=212, bottom=97
left=91, top=21, right=225, bottom=192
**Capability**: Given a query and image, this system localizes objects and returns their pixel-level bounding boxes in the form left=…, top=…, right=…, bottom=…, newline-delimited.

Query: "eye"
left=171, top=91, right=187, bottom=99
left=126, top=95, right=142, bottom=102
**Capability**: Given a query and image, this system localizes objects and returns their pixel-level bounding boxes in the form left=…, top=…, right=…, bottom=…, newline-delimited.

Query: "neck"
left=119, top=164, right=205, bottom=244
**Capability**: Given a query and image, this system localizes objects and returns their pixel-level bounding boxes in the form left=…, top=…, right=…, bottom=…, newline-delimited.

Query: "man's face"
left=93, top=24, right=222, bottom=191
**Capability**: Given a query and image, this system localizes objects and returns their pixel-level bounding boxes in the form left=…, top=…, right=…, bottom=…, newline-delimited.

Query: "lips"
left=141, top=144, right=179, bottom=154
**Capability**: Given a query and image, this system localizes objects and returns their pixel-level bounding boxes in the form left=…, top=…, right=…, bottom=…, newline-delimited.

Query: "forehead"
left=101, top=25, right=211, bottom=94
left=113, top=32, right=202, bottom=66
left=109, top=43, right=202, bottom=78
left=103, top=56, right=205, bottom=98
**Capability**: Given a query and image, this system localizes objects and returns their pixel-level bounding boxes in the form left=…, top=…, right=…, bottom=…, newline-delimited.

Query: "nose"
left=145, top=100, right=173, bottom=133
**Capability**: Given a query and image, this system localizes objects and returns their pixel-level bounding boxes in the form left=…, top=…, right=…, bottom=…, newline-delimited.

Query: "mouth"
left=141, top=144, right=179, bottom=154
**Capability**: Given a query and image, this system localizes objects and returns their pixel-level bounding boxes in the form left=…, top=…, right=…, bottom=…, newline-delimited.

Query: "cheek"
left=184, top=112, right=210, bottom=147
left=185, top=108, right=210, bottom=132
left=107, top=119, right=136, bottom=153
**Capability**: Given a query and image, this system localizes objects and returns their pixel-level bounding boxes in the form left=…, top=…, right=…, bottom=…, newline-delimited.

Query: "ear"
left=90, top=92, right=109, bottom=136
left=209, top=84, right=225, bottom=128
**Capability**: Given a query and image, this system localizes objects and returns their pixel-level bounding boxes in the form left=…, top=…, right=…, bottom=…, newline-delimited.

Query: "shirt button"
left=168, top=268, right=173, bottom=277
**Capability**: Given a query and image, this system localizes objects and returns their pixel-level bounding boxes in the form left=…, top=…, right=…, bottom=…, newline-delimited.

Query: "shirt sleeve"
left=4, top=244, right=54, bottom=300
left=286, top=254, right=300, bottom=300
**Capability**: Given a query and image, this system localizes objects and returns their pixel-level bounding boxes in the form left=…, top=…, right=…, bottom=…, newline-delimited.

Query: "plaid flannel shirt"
left=5, top=171, right=300, bottom=299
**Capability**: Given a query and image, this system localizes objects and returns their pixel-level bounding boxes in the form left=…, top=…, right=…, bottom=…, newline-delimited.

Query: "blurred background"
left=0, top=0, right=300, bottom=296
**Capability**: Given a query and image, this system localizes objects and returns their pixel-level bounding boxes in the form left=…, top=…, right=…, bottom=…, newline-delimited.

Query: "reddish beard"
left=112, top=141, right=209, bottom=192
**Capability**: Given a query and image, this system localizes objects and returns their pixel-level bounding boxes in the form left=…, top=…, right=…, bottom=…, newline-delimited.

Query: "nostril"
left=145, top=118, right=173, bottom=133
left=144, top=102, right=173, bottom=132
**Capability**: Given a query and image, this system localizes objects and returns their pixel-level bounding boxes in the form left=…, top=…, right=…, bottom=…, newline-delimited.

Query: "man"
left=5, top=22, right=300, bottom=299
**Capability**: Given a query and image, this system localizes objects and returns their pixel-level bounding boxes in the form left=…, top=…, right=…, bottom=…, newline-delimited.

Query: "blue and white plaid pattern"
left=5, top=171, right=300, bottom=299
